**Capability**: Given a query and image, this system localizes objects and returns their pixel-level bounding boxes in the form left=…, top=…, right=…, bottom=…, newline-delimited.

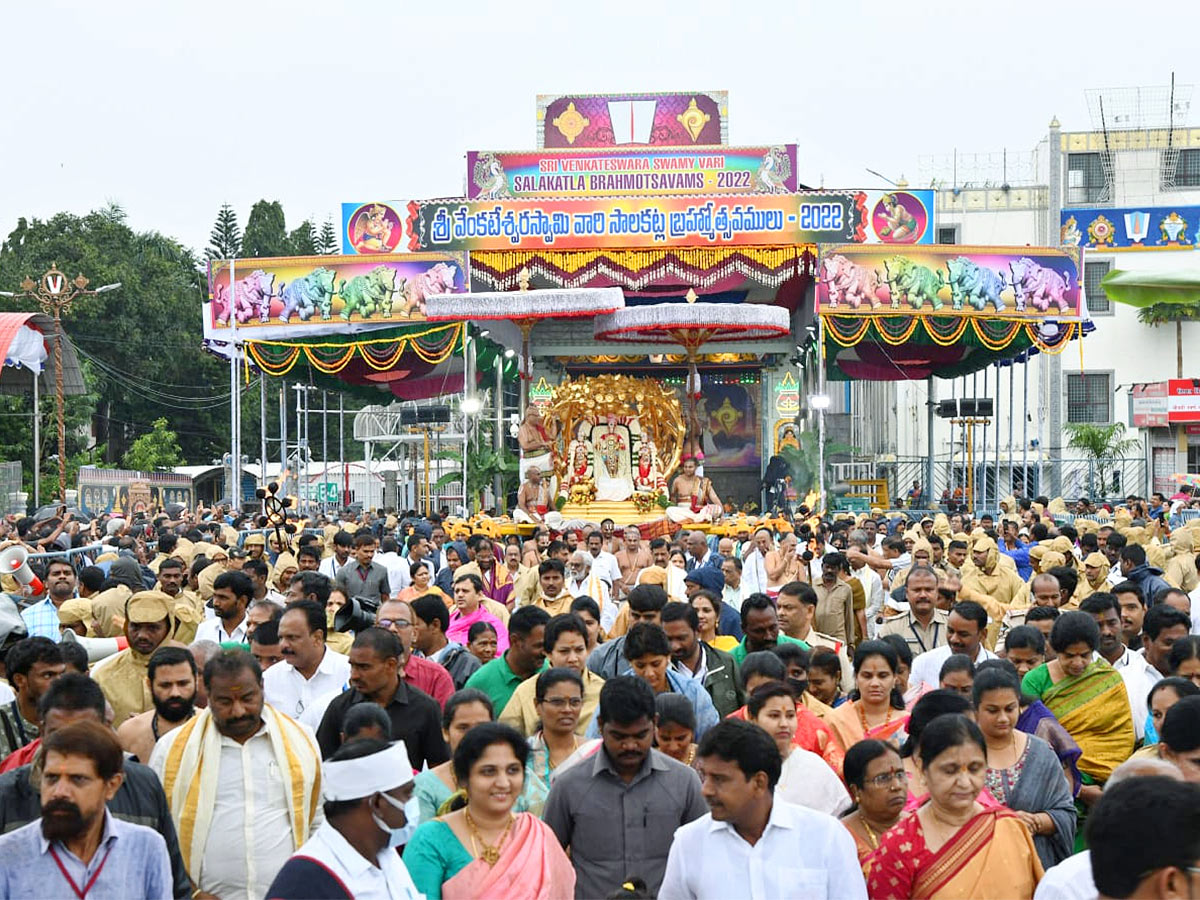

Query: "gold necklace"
left=465, top=808, right=515, bottom=866
left=860, top=817, right=879, bottom=849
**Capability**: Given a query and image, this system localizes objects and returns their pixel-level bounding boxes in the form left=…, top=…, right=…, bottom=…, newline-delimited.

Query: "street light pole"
left=0, top=265, right=120, bottom=502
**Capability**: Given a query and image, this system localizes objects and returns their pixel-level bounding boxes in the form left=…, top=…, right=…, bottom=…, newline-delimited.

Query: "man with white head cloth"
left=266, top=737, right=422, bottom=899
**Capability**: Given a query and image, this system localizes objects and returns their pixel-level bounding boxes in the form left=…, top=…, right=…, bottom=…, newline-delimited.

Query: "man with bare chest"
left=115, top=646, right=197, bottom=764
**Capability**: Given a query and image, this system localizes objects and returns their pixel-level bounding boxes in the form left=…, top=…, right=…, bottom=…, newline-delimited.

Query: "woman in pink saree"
left=403, top=723, right=575, bottom=900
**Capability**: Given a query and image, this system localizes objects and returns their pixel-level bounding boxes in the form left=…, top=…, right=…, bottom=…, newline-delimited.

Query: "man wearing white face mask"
left=266, top=737, right=423, bottom=899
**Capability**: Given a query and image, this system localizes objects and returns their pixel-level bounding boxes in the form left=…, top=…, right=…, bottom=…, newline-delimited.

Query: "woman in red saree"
left=868, top=714, right=1043, bottom=899
left=403, top=723, right=575, bottom=900
left=826, top=641, right=911, bottom=762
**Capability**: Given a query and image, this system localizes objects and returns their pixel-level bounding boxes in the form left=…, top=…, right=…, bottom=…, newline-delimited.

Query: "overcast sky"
left=2, top=0, right=1194, bottom=255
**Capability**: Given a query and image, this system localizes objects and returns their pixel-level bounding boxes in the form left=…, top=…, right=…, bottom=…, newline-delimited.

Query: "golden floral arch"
left=547, top=374, right=685, bottom=487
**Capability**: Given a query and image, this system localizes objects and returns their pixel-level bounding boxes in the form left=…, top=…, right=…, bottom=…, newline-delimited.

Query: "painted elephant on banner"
left=339, top=265, right=399, bottom=320
left=278, top=267, right=336, bottom=323
left=397, top=262, right=457, bottom=318
left=822, top=254, right=882, bottom=309
left=1009, top=258, right=1072, bottom=313
left=235, top=270, right=276, bottom=324
left=883, top=256, right=944, bottom=310
left=945, top=257, right=1006, bottom=311
left=211, top=281, right=232, bottom=325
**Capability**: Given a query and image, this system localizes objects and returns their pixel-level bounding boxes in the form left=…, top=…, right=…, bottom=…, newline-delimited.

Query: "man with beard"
left=93, top=591, right=177, bottom=726
left=0, top=720, right=172, bottom=899
left=116, top=647, right=197, bottom=764
left=19, top=558, right=76, bottom=639
left=0, top=674, right=191, bottom=897
left=151, top=649, right=322, bottom=900
left=195, top=570, right=251, bottom=644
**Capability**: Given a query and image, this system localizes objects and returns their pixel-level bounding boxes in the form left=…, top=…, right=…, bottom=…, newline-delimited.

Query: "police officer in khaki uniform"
left=93, top=591, right=180, bottom=725
left=877, top=564, right=949, bottom=658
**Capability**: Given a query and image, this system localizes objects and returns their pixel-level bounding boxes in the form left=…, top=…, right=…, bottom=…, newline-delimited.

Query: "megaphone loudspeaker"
left=0, top=545, right=43, bottom=594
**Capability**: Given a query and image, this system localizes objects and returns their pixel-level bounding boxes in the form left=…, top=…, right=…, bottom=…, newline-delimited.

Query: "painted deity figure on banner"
left=666, top=455, right=722, bottom=523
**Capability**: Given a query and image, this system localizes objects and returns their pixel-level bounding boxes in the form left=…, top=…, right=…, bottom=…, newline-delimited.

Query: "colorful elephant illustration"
left=883, top=257, right=943, bottom=310
left=397, top=262, right=458, bottom=318
left=945, top=257, right=1006, bottom=312
left=1009, top=258, right=1072, bottom=313
left=339, top=265, right=399, bottom=320
left=822, top=254, right=882, bottom=309
left=211, top=282, right=232, bottom=325
left=278, top=267, right=336, bottom=323
left=234, top=270, right=276, bottom=324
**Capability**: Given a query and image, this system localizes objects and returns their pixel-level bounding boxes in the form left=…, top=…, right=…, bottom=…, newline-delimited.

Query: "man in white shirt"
left=585, top=531, right=621, bottom=588
left=721, top=557, right=745, bottom=613
left=150, top=649, right=323, bottom=900
left=265, top=738, right=422, bottom=900
left=263, top=600, right=350, bottom=720
left=848, top=533, right=884, bottom=638
left=195, top=570, right=252, bottom=645
left=318, top=531, right=353, bottom=581
left=566, top=552, right=614, bottom=631
left=739, top=529, right=772, bottom=596
left=909, top=600, right=997, bottom=691
left=1034, top=756, right=1183, bottom=900
left=660, top=719, right=865, bottom=900
left=373, top=536, right=408, bottom=597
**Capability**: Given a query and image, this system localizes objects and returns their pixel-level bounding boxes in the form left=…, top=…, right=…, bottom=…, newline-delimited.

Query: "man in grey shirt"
left=544, top=676, right=706, bottom=898
left=334, top=533, right=391, bottom=613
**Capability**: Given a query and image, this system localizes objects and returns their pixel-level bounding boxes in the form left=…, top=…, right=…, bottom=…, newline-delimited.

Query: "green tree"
left=0, top=208, right=230, bottom=466
left=1137, top=303, right=1200, bottom=378
left=317, top=218, right=339, bottom=255
left=433, top=443, right=519, bottom=514
left=206, top=203, right=242, bottom=261
left=287, top=220, right=318, bottom=256
left=779, top=430, right=858, bottom=505
left=122, top=417, right=184, bottom=471
left=1065, top=422, right=1139, bottom=499
left=241, top=200, right=288, bottom=258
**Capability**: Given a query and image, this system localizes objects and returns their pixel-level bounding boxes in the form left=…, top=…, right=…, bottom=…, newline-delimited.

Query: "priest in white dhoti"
left=517, top=405, right=557, bottom=483
left=665, top=455, right=723, bottom=523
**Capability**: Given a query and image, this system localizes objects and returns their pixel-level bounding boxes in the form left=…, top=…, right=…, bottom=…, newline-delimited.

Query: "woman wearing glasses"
left=840, top=739, right=908, bottom=869
left=525, top=668, right=586, bottom=808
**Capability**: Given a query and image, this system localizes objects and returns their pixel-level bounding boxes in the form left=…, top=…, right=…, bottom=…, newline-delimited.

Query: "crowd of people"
left=1, top=494, right=1200, bottom=898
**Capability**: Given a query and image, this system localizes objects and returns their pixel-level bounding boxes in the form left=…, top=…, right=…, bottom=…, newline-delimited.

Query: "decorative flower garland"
left=821, top=315, right=1077, bottom=355
left=470, top=246, right=816, bottom=291
left=246, top=323, right=463, bottom=377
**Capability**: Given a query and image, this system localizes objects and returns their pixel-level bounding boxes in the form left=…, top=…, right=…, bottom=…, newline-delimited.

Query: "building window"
left=936, top=225, right=959, bottom=245
left=1067, top=152, right=1108, bottom=205
left=1084, top=260, right=1112, bottom=314
left=1066, top=372, right=1112, bottom=424
left=1174, top=148, right=1200, bottom=188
